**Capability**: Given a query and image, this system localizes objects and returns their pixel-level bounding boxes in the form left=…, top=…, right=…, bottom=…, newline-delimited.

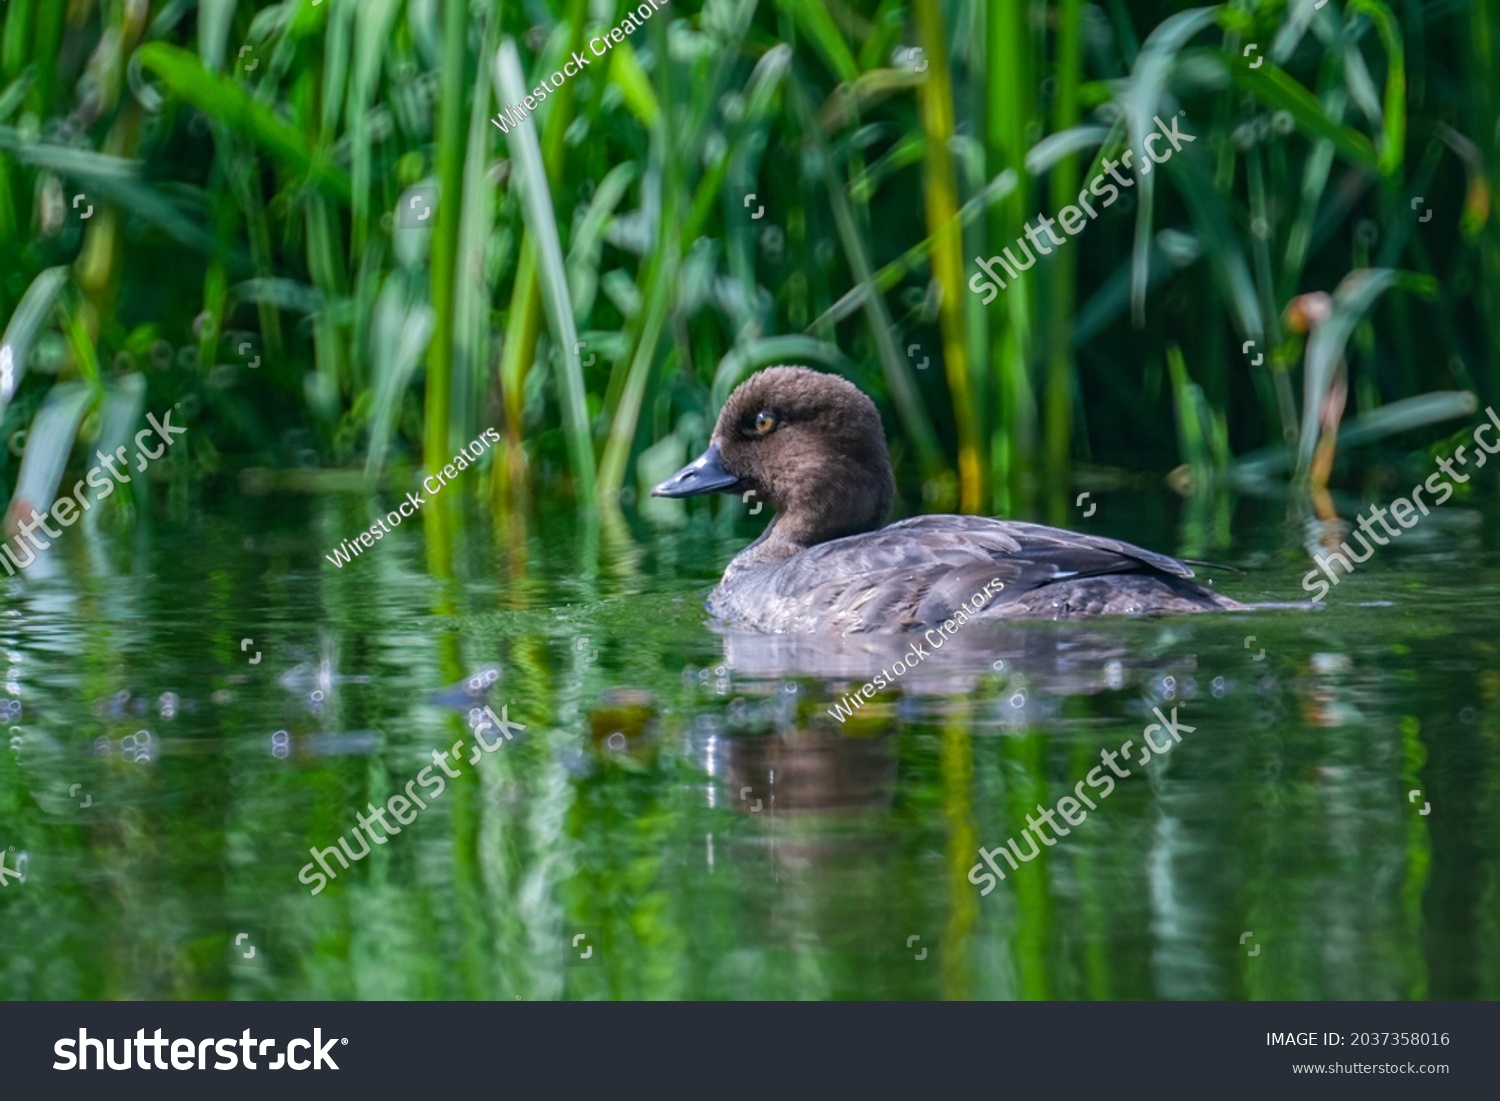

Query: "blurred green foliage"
left=0, top=0, right=1495, bottom=524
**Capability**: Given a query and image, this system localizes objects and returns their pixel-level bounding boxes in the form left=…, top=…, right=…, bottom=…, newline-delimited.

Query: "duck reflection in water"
left=698, top=714, right=899, bottom=819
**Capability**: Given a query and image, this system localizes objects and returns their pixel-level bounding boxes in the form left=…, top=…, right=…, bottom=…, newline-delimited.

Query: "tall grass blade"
left=914, top=0, right=980, bottom=509
left=1348, top=0, right=1407, bottom=175
left=365, top=279, right=436, bottom=480
left=0, top=266, right=67, bottom=421
left=6, top=379, right=90, bottom=523
left=196, top=0, right=237, bottom=73
left=422, top=0, right=468, bottom=468
left=1120, top=6, right=1222, bottom=324
left=1295, top=269, right=1439, bottom=477
left=493, top=39, right=595, bottom=503
left=1235, top=391, right=1478, bottom=480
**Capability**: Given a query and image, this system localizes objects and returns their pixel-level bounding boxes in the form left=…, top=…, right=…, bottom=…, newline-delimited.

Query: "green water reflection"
left=1, top=489, right=1497, bottom=1000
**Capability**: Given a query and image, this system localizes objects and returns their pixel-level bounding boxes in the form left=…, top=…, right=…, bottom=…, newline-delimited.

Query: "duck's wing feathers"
left=734, top=515, right=1197, bottom=632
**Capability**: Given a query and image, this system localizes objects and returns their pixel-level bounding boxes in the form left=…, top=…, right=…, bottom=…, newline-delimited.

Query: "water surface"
left=2, top=486, right=1497, bottom=1000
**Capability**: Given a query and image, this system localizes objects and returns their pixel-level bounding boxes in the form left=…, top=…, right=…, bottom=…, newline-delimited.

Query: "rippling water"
left=2, top=487, right=1496, bottom=1000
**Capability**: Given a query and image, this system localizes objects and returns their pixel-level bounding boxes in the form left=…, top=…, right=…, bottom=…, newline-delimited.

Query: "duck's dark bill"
left=651, top=443, right=742, bottom=498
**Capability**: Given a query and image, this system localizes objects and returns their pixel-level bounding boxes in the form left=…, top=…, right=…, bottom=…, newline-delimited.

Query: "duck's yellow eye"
left=755, top=412, right=778, bottom=434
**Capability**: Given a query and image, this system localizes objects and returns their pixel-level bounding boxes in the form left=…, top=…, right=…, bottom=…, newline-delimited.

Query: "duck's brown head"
left=651, top=366, right=894, bottom=546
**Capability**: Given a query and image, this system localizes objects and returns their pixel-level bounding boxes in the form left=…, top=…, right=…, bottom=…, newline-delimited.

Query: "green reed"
left=0, top=0, right=1495, bottom=532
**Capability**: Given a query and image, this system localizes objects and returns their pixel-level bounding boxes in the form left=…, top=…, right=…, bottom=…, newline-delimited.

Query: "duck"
left=651, top=366, right=1245, bottom=632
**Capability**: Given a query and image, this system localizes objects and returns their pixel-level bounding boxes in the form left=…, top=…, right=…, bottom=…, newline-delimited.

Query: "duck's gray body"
left=708, top=514, right=1242, bottom=633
